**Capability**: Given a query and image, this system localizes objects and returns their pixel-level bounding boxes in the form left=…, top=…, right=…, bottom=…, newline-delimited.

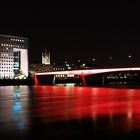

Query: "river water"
left=0, top=85, right=140, bottom=140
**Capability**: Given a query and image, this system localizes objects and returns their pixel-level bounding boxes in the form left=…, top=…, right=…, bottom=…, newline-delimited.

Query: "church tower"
left=42, top=49, right=50, bottom=65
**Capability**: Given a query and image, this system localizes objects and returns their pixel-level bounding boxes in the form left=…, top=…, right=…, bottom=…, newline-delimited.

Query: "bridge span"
left=35, top=67, right=140, bottom=86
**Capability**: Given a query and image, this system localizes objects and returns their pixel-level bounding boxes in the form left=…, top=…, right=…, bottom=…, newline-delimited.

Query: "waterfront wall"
left=0, top=78, right=34, bottom=86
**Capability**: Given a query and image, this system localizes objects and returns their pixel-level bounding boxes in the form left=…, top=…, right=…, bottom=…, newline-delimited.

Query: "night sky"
left=0, top=1, right=140, bottom=67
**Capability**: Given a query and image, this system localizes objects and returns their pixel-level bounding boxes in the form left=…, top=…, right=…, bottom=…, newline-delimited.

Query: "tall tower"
left=42, top=49, right=50, bottom=65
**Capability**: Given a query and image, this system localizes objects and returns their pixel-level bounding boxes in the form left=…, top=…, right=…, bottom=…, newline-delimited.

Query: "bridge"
left=34, top=67, right=140, bottom=86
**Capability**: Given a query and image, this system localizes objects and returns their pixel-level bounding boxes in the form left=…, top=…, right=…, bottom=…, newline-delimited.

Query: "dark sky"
left=0, top=0, right=140, bottom=67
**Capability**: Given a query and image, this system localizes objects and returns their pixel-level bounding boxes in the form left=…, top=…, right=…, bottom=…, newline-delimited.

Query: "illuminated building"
left=42, top=49, right=50, bottom=65
left=0, top=34, right=28, bottom=79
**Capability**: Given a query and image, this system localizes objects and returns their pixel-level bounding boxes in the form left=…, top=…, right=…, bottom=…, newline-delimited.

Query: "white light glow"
left=36, top=67, right=140, bottom=76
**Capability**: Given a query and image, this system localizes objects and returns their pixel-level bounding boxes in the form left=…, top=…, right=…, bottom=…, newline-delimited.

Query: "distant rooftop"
left=0, top=34, right=28, bottom=40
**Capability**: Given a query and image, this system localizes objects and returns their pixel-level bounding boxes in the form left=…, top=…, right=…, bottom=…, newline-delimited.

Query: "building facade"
left=0, top=34, right=28, bottom=79
left=42, top=49, right=50, bottom=65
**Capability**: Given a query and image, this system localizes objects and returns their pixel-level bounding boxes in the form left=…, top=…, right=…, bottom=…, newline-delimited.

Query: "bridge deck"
left=35, top=67, right=140, bottom=76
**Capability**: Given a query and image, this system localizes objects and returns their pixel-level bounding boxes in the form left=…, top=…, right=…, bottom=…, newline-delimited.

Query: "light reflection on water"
left=1, top=85, right=140, bottom=139
left=0, top=86, right=30, bottom=136
left=12, top=86, right=24, bottom=130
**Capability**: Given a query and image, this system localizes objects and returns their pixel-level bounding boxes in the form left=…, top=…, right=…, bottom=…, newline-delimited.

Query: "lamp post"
left=128, top=55, right=132, bottom=66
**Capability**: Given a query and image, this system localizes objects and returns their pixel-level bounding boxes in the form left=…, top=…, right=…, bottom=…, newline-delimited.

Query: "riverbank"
left=0, top=78, right=34, bottom=86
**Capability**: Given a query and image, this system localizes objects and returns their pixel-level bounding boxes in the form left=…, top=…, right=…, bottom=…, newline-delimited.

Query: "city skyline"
left=0, top=1, right=140, bottom=67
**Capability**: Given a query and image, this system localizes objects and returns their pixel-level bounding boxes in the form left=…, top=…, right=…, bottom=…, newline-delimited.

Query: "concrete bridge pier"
left=81, top=73, right=86, bottom=86
left=34, top=73, right=39, bottom=85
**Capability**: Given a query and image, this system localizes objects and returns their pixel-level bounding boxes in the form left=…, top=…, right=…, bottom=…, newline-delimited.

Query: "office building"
left=0, top=34, right=28, bottom=79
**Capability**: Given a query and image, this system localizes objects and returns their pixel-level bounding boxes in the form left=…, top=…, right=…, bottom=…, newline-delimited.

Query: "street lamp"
left=109, top=56, right=112, bottom=60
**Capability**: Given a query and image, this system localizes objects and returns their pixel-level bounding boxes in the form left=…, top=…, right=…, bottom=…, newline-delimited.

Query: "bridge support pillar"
left=81, top=73, right=86, bottom=86
left=53, top=75, right=56, bottom=85
left=34, top=73, right=39, bottom=86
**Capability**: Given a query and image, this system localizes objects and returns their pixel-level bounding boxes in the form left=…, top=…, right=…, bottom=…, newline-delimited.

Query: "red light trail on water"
left=31, top=86, right=140, bottom=134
